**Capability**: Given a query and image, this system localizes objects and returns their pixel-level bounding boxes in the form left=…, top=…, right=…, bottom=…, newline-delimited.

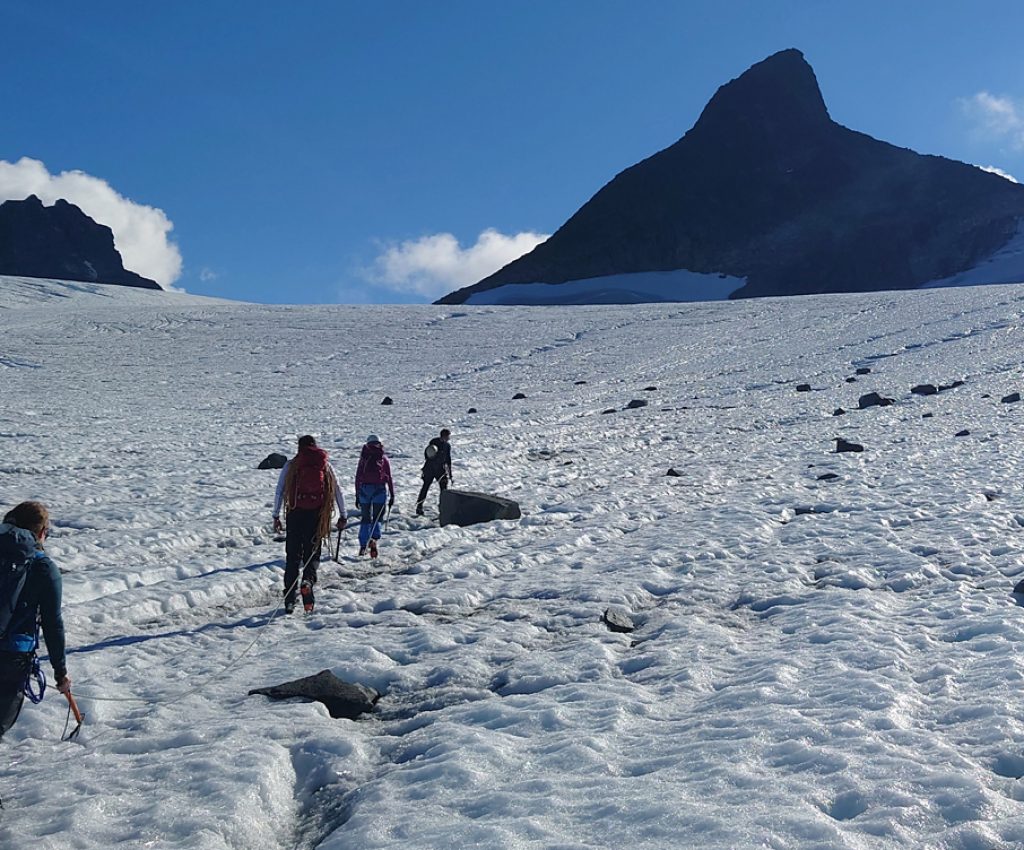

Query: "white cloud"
left=0, top=157, right=182, bottom=288
left=960, top=92, right=1024, bottom=150
left=980, top=165, right=1019, bottom=183
left=199, top=267, right=218, bottom=282
left=366, top=228, right=549, bottom=299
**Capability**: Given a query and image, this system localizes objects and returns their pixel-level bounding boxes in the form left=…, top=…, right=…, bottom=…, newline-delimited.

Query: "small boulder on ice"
left=257, top=453, right=288, bottom=470
left=513, top=392, right=527, bottom=400
left=911, top=384, right=938, bottom=396
left=858, top=392, right=894, bottom=409
left=834, top=438, right=864, bottom=453
left=666, top=468, right=682, bottom=477
left=1002, top=392, right=1021, bottom=404
left=796, top=383, right=812, bottom=392
left=833, top=408, right=846, bottom=416
left=855, top=367, right=872, bottom=375
left=602, top=608, right=636, bottom=633
left=249, top=670, right=379, bottom=719
left=625, top=399, right=648, bottom=409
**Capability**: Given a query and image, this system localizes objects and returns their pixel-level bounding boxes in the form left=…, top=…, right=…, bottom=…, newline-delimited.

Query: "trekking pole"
left=385, top=503, right=392, bottom=533
left=63, top=690, right=84, bottom=741
left=333, top=524, right=342, bottom=562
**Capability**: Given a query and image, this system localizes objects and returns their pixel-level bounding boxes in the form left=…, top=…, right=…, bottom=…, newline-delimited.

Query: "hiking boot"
left=300, top=580, right=315, bottom=613
left=358, top=546, right=367, bottom=556
left=369, top=540, right=378, bottom=559
left=284, top=598, right=296, bottom=615
left=415, top=506, right=424, bottom=516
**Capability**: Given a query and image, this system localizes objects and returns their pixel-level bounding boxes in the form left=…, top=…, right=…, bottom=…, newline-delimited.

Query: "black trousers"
left=0, top=652, right=31, bottom=742
left=284, top=508, right=321, bottom=604
left=416, top=470, right=449, bottom=512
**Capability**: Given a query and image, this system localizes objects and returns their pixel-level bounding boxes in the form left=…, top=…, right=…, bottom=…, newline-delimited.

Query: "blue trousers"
left=358, top=484, right=388, bottom=547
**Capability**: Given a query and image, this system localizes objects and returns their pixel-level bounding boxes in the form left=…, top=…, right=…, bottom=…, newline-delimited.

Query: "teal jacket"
left=0, top=525, right=66, bottom=680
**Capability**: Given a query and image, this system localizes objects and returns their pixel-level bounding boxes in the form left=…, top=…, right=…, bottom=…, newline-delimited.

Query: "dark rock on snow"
left=381, top=396, right=394, bottom=405
left=249, top=670, right=379, bottom=719
left=796, top=384, right=812, bottom=393
left=855, top=367, right=872, bottom=375
left=467, top=407, right=477, bottom=414
left=625, top=399, right=649, bottom=409
left=834, top=438, right=864, bottom=453
left=955, top=430, right=970, bottom=437
left=513, top=393, right=527, bottom=400
left=845, top=377, right=857, bottom=383
left=1002, top=392, right=1021, bottom=404
left=601, top=408, right=617, bottom=415
left=257, top=453, right=288, bottom=470
left=574, top=380, right=588, bottom=385
left=1014, top=579, right=1024, bottom=595
left=602, top=609, right=636, bottom=634
left=666, top=468, right=682, bottom=477
left=939, top=380, right=965, bottom=392
left=833, top=408, right=846, bottom=416
left=922, top=412, right=934, bottom=418
left=439, top=489, right=522, bottom=528
left=817, top=473, right=841, bottom=481
left=858, top=392, right=894, bottom=409
left=643, top=386, right=658, bottom=391
left=911, top=384, right=938, bottom=396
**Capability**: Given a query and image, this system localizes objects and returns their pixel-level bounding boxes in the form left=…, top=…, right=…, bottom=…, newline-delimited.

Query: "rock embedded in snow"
left=1001, top=392, right=1021, bottom=404
left=817, top=473, right=840, bottom=481
left=467, top=407, right=477, bottom=413
left=796, top=384, right=812, bottom=392
left=858, top=392, right=894, bottom=409
left=833, top=408, right=846, bottom=416
left=855, top=367, right=872, bottom=375
left=381, top=396, right=394, bottom=405
left=911, top=384, right=938, bottom=396
left=513, top=392, right=527, bottom=400
left=602, top=608, right=636, bottom=633
left=439, top=489, right=522, bottom=527
left=248, top=670, right=379, bottom=719
left=834, top=438, right=864, bottom=453
left=666, top=468, right=682, bottom=477
left=257, top=453, right=288, bottom=470
left=625, top=399, right=648, bottom=409
left=955, top=430, right=970, bottom=437
left=601, top=408, right=617, bottom=415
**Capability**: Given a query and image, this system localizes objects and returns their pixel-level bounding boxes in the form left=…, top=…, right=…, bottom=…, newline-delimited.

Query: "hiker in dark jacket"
left=272, top=435, right=346, bottom=613
left=0, top=501, right=69, bottom=742
left=355, top=435, right=394, bottom=558
left=415, top=428, right=452, bottom=516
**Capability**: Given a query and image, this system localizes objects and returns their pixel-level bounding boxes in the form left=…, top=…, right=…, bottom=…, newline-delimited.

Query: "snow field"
left=3, top=277, right=1024, bottom=847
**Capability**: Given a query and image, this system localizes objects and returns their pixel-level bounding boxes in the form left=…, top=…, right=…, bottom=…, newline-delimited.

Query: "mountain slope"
left=439, top=49, right=1024, bottom=305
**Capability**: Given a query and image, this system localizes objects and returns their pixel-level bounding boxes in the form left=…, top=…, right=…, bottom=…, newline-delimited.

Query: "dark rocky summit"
left=439, top=49, right=1024, bottom=306
left=0, top=195, right=160, bottom=289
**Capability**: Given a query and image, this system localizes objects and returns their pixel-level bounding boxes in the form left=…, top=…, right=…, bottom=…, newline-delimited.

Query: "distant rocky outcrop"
left=0, top=195, right=160, bottom=289
left=439, top=49, right=1024, bottom=306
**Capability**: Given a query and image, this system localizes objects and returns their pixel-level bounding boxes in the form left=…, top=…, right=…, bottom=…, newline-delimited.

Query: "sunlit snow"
left=3, top=275, right=1024, bottom=849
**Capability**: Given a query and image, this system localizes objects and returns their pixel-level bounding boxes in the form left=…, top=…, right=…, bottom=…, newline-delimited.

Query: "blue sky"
left=3, top=1, right=1023, bottom=304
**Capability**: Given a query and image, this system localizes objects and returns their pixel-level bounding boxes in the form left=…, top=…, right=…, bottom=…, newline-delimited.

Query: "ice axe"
left=62, top=689, right=84, bottom=742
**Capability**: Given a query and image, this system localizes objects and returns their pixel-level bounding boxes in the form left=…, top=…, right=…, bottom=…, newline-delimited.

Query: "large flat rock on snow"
left=439, top=489, right=522, bottom=527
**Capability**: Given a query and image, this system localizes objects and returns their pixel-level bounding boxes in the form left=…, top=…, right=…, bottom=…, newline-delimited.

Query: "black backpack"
left=0, top=524, right=38, bottom=640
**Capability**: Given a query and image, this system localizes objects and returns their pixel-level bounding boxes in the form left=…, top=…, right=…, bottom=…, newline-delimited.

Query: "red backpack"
left=291, top=447, right=328, bottom=510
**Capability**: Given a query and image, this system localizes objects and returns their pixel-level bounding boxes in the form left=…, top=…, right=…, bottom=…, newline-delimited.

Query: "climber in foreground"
left=272, top=435, right=346, bottom=613
left=355, top=435, right=395, bottom=559
left=0, top=501, right=70, bottom=744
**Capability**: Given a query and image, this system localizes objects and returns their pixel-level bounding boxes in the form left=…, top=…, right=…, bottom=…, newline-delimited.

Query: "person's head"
left=440, top=429, right=451, bottom=442
left=3, top=501, right=50, bottom=544
left=366, top=434, right=380, bottom=445
left=298, top=435, right=317, bottom=449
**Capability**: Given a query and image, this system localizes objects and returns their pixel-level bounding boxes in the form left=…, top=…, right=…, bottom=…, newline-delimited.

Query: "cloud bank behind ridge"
left=0, top=157, right=182, bottom=288
left=366, top=228, right=549, bottom=300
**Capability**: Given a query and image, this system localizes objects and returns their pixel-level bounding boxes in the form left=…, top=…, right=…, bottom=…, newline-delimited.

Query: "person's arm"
left=385, top=457, right=395, bottom=502
left=354, top=458, right=364, bottom=505
left=272, top=461, right=290, bottom=519
left=35, top=556, right=67, bottom=686
left=444, top=445, right=453, bottom=482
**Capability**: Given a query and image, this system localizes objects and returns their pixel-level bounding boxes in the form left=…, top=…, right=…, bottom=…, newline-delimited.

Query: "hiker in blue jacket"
left=0, top=501, right=69, bottom=742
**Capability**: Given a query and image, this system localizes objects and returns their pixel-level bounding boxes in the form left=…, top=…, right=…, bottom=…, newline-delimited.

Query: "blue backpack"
left=0, top=524, right=38, bottom=641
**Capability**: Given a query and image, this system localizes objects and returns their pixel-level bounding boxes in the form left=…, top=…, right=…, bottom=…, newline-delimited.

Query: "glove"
left=355, top=499, right=361, bottom=509
left=56, top=674, right=72, bottom=695
left=388, top=495, right=395, bottom=508
left=273, top=516, right=283, bottom=533
left=336, top=516, right=347, bottom=530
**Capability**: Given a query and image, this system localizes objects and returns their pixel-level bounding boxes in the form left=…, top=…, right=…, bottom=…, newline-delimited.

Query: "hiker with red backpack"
left=272, top=435, right=347, bottom=613
left=355, top=435, right=395, bottom=558
left=0, top=501, right=70, bottom=744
